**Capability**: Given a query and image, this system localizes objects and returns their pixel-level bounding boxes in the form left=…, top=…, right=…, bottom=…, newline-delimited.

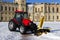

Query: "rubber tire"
left=8, top=21, right=16, bottom=31
left=19, top=25, right=25, bottom=34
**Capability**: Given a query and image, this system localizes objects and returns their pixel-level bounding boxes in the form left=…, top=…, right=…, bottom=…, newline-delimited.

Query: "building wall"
left=45, top=3, right=60, bottom=22
left=33, top=4, right=44, bottom=22
left=27, top=4, right=34, bottom=21
left=0, top=2, right=18, bottom=22
left=28, top=3, right=60, bottom=22
left=0, top=0, right=26, bottom=22
left=14, top=0, right=26, bottom=12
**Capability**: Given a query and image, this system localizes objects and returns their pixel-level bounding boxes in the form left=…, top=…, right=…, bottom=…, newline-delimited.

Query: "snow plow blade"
left=35, top=29, right=50, bottom=36
left=35, top=16, right=50, bottom=36
left=37, top=29, right=50, bottom=33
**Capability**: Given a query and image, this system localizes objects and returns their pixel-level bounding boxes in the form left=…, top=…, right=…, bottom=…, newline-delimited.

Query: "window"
left=5, top=6, right=7, bottom=10
left=48, top=7, right=50, bottom=13
left=57, top=7, right=58, bottom=13
left=9, top=13, right=10, bottom=15
left=57, top=16, right=59, bottom=19
left=29, top=7, right=33, bottom=12
left=53, top=16, right=54, bottom=20
left=12, top=7, right=14, bottom=11
left=35, top=8, right=37, bottom=12
left=22, top=0, right=24, bottom=3
left=1, top=6, right=3, bottom=11
left=9, top=17, right=10, bottom=20
left=52, top=7, right=54, bottom=13
left=48, top=16, right=50, bottom=20
left=15, top=13, right=21, bottom=18
left=16, top=8, right=17, bottom=10
left=24, top=13, right=28, bottom=18
left=45, top=7, right=47, bottom=13
left=5, top=12, right=7, bottom=14
left=9, top=7, right=11, bottom=11
left=12, top=13, right=14, bottom=15
left=38, top=8, right=40, bottom=12
left=1, top=16, right=3, bottom=21
left=22, top=8, right=24, bottom=11
left=41, top=7, right=43, bottom=12
left=45, top=15, right=47, bottom=21
left=5, top=17, right=7, bottom=21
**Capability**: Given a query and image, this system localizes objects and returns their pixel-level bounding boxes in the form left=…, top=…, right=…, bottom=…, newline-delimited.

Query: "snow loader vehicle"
left=8, top=10, right=50, bottom=36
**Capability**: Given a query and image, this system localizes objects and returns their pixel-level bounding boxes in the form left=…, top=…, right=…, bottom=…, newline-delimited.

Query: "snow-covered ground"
left=0, top=22, right=60, bottom=40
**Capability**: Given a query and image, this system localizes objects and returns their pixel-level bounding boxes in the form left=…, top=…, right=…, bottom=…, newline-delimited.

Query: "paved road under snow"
left=0, top=22, right=60, bottom=40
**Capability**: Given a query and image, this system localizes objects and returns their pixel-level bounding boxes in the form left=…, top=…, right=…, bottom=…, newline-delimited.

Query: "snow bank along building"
left=0, top=0, right=26, bottom=22
left=27, top=3, right=60, bottom=22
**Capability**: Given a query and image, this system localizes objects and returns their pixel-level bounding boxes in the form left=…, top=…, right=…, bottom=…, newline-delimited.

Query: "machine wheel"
left=19, top=25, right=25, bottom=34
left=8, top=21, right=16, bottom=31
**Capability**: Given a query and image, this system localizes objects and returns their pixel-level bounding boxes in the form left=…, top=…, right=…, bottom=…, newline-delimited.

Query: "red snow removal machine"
left=8, top=10, right=50, bottom=36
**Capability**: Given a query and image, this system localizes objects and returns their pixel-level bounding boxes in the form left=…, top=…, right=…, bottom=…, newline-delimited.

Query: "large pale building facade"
left=27, top=3, right=60, bottom=22
left=27, top=3, right=34, bottom=21
left=0, top=2, right=18, bottom=22
left=14, top=0, right=26, bottom=12
left=0, top=0, right=26, bottom=22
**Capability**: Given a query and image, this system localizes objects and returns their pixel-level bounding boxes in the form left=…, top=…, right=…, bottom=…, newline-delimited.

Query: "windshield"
left=16, top=13, right=21, bottom=18
left=15, top=12, right=28, bottom=19
left=23, top=13, right=28, bottom=18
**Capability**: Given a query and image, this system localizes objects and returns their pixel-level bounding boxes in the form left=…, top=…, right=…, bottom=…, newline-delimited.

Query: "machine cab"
left=14, top=10, right=28, bottom=19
